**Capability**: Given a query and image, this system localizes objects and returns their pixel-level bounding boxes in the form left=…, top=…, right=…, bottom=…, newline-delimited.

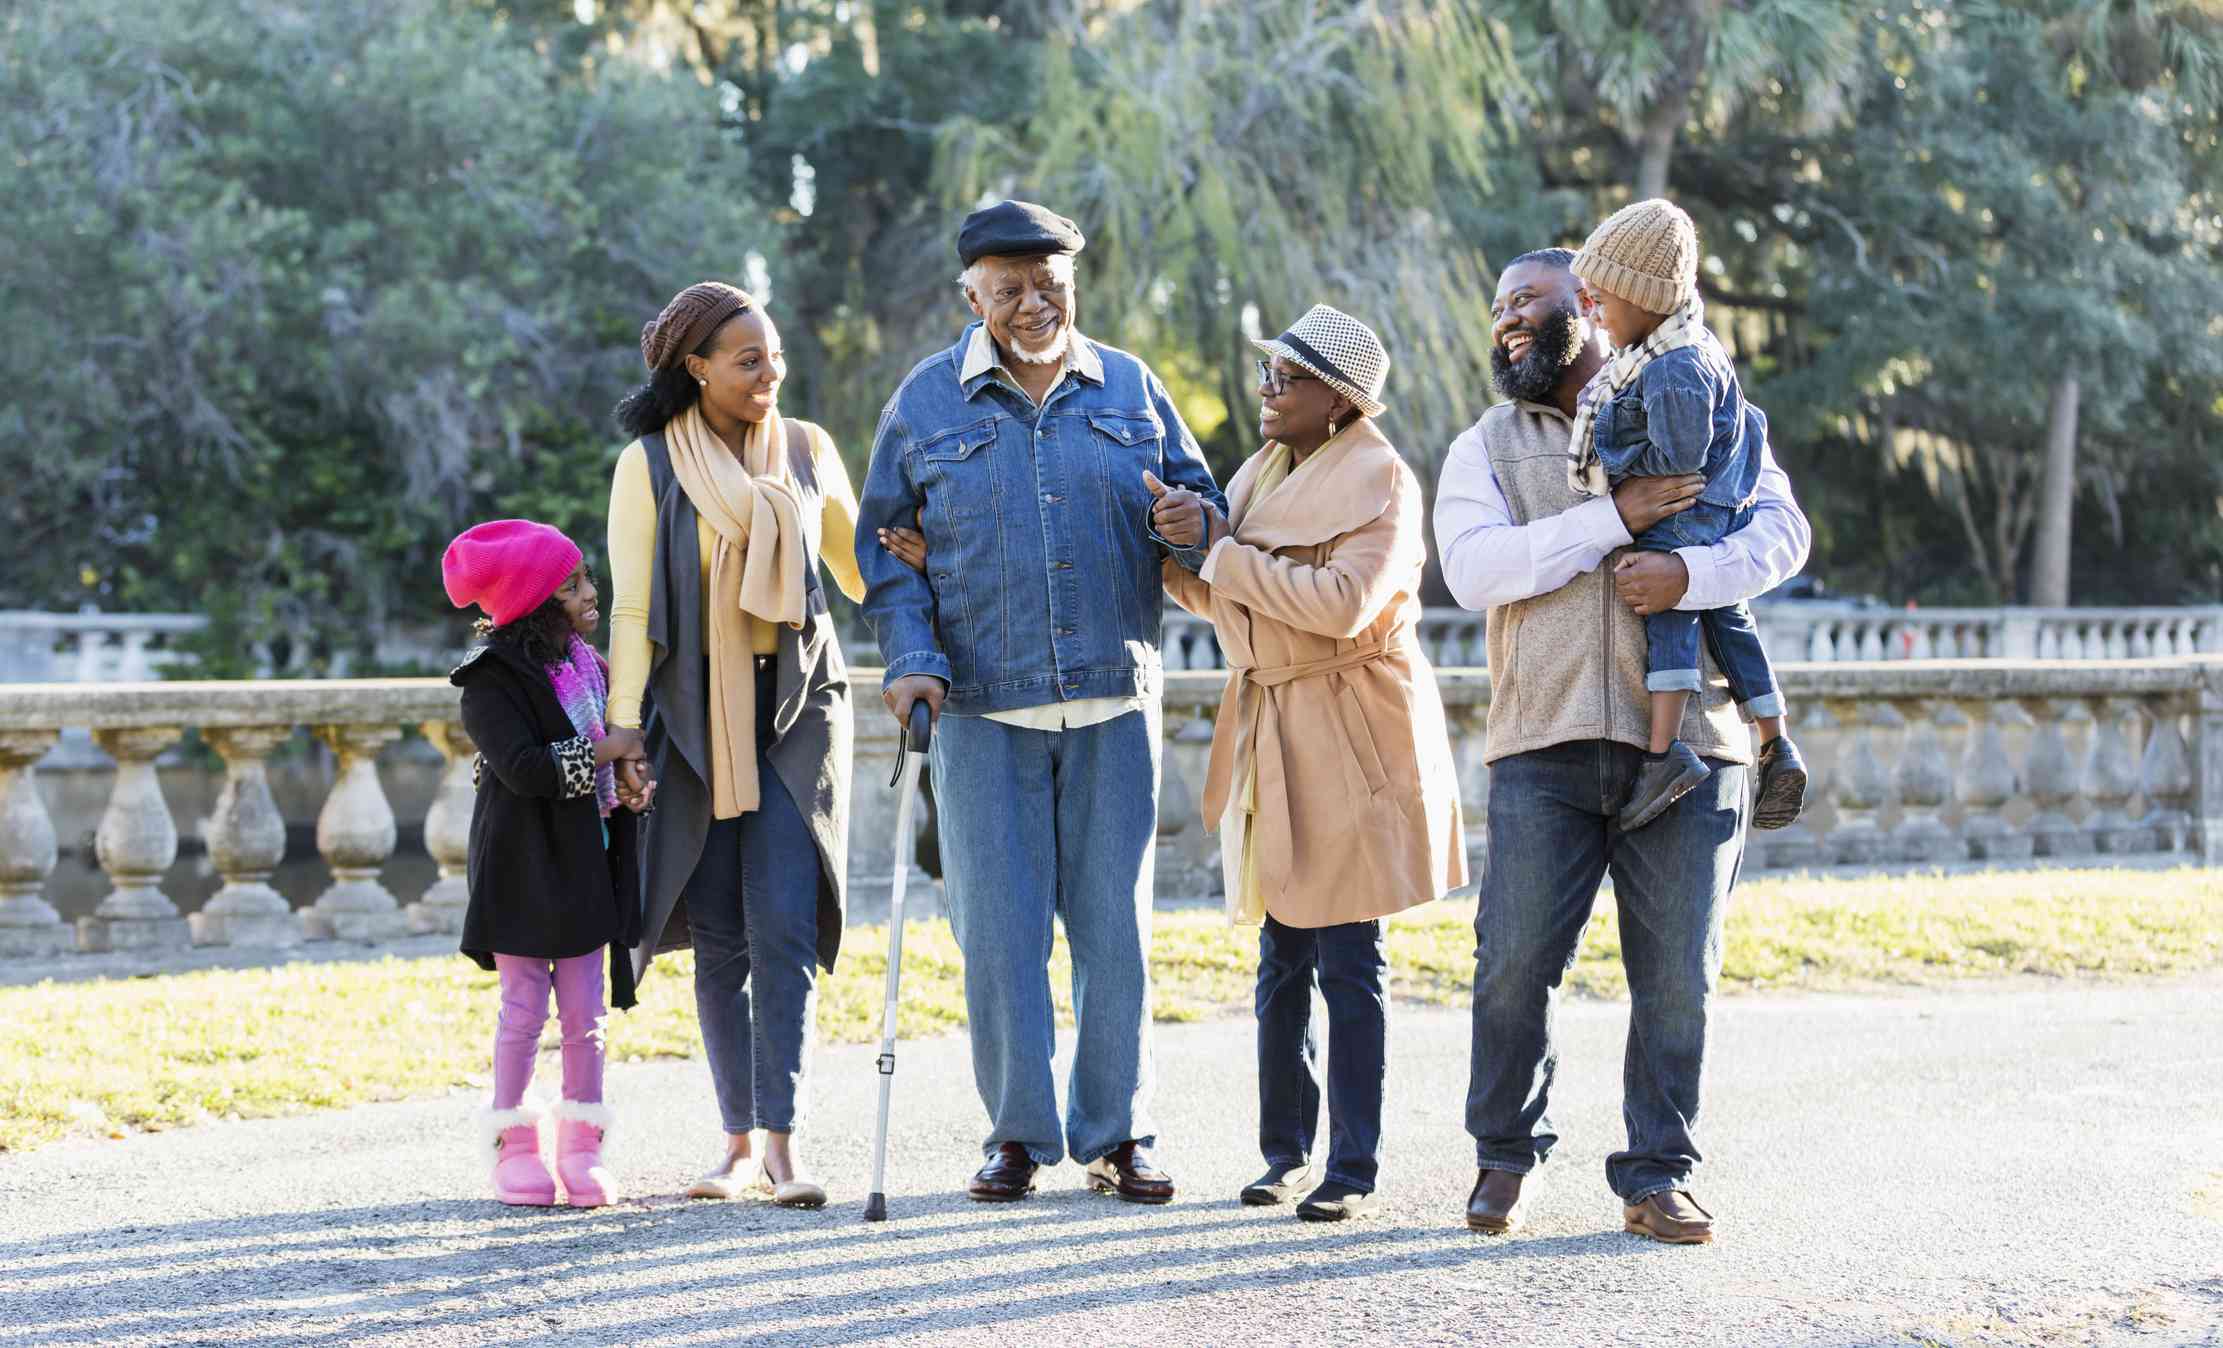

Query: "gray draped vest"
left=629, top=422, right=853, bottom=980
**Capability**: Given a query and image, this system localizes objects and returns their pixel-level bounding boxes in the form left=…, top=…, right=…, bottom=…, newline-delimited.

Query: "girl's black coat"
left=452, top=642, right=642, bottom=1009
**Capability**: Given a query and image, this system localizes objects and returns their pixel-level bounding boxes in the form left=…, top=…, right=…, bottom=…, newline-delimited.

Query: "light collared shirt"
left=959, top=324, right=1146, bottom=733
left=1433, top=398, right=1811, bottom=613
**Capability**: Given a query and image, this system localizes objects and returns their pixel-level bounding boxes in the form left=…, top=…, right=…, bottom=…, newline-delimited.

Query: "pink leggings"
left=492, top=952, right=606, bottom=1109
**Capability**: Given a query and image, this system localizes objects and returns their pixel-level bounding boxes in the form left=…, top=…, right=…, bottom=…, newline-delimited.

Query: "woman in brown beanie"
left=606, top=281, right=866, bottom=1208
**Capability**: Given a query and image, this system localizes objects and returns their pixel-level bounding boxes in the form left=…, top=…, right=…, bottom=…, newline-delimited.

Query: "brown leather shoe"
left=1623, top=1190, right=1714, bottom=1244
left=967, top=1142, right=1038, bottom=1202
left=1084, top=1141, right=1174, bottom=1204
left=1465, top=1169, right=1525, bottom=1233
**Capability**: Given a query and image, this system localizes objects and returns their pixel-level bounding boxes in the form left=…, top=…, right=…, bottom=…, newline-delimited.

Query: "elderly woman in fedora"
left=604, top=281, right=868, bottom=1209
left=1147, top=305, right=1465, bottom=1220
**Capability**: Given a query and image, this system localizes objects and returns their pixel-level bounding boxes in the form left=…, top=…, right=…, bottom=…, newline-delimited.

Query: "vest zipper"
left=1600, top=549, right=1614, bottom=743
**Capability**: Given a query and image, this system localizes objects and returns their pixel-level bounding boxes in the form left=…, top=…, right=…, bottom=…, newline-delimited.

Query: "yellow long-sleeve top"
left=605, top=419, right=866, bottom=729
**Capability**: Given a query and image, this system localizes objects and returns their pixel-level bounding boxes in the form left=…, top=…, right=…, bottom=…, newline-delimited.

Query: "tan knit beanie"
left=1571, top=199, right=1698, bottom=315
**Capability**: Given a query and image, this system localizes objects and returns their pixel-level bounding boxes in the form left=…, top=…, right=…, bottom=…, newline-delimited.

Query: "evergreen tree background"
left=2, top=0, right=2218, bottom=670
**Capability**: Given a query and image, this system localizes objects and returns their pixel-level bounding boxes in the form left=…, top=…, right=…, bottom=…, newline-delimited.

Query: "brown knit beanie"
left=1570, top=199, right=1698, bottom=315
left=640, top=281, right=756, bottom=372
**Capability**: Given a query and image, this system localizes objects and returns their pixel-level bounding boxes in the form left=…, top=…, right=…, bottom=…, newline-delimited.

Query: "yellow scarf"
left=664, top=403, right=807, bottom=819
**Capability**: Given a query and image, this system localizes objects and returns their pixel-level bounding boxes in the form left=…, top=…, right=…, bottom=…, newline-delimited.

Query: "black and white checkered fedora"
left=1251, top=304, right=1388, bottom=419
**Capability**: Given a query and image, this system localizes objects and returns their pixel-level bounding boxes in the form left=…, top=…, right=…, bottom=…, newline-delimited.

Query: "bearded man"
left=1434, top=247, right=1811, bottom=1244
left=855, top=201, right=1224, bottom=1205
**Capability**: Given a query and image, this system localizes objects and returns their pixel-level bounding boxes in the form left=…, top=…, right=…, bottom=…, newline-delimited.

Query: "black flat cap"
left=956, top=200, right=1086, bottom=267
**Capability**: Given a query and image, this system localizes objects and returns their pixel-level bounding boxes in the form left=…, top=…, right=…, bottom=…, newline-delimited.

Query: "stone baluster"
left=409, top=720, right=477, bottom=934
left=1894, top=699, right=1961, bottom=863
left=2135, top=694, right=2194, bottom=855
left=2024, top=698, right=2091, bottom=857
left=2102, top=623, right=2129, bottom=660
left=1806, top=621, right=1835, bottom=663
left=190, top=726, right=302, bottom=947
left=1957, top=698, right=2031, bottom=862
left=79, top=726, right=190, bottom=951
left=1827, top=698, right=1895, bottom=865
left=2195, top=665, right=2223, bottom=863
left=1855, top=623, right=1886, bottom=663
left=2126, top=623, right=2152, bottom=659
left=1154, top=701, right=1222, bottom=905
left=2035, top=623, right=2060, bottom=660
left=0, top=731, right=72, bottom=957
left=301, top=724, right=406, bottom=941
left=1443, top=703, right=1492, bottom=879
left=2085, top=698, right=2148, bottom=853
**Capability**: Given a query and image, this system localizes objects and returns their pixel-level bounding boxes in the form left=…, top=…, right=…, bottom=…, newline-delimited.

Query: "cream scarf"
left=1566, top=294, right=1709, bottom=497
left=665, top=402, right=807, bottom=819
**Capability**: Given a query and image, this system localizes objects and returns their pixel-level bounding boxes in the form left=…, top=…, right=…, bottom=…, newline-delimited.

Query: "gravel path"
left=5, top=976, right=2221, bottom=1347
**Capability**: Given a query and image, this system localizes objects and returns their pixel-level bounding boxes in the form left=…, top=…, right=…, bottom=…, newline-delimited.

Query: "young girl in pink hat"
left=443, top=518, right=654, bottom=1207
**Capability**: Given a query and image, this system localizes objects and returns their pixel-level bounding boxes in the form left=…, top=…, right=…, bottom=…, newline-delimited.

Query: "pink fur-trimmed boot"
left=552, top=1100, right=618, bottom=1208
left=485, top=1106, right=556, bottom=1206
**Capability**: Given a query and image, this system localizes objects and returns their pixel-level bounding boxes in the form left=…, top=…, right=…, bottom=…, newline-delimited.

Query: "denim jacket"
left=1593, top=339, right=1762, bottom=513
left=855, top=322, right=1225, bottom=715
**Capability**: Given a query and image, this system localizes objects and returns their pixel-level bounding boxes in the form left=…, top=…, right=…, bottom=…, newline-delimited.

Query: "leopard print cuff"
left=551, top=736, right=596, bottom=799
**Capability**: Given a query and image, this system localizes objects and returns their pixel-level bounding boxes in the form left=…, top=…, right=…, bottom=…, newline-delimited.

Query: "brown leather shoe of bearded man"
left=1623, top=1190, right=1715, bottom=1244
left=967, top=1142, right=1039, bottom=1202
left=1084, top=1141, right=1174, bottom=1204
left=1465, top=1169, right=1525, bottom=1233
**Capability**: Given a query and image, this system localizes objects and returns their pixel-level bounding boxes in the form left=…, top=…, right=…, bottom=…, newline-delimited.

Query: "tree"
left=935, top=0, right=1525, bottom=486
left=0, top=0, right=778, bottom=668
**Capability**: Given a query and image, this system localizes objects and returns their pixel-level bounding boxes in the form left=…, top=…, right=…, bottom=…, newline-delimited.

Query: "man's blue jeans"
left=1257, top=916, right=1388, bottom=1192
left=931, top=706, right=1160, bottom=1166
left=1465, top=740, right=1747, bottom=1202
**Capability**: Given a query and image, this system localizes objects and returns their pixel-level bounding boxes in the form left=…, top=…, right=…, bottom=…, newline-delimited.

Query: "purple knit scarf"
left=546, top=634, right=618, bottom=817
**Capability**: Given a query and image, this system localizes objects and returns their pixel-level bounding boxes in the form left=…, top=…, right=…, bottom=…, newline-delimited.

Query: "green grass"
left=3, top=867, right=2218, bottom=1153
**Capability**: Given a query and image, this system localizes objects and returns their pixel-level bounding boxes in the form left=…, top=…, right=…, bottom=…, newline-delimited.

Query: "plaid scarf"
left=1566, top=294, right=1710, bottom=497
left=546, top=634, right=618, bottom=817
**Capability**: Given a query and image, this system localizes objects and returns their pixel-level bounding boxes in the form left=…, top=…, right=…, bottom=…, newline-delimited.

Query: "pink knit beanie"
left=441, top=520, right=582, bottom=628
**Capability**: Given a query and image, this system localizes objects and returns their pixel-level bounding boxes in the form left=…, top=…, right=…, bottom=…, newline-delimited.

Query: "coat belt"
left=1200, top=635, right=1396, bottom=830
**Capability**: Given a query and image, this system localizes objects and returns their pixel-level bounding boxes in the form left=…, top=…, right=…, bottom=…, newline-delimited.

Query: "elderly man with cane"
left=856, top=201, right=1224, bottom=1204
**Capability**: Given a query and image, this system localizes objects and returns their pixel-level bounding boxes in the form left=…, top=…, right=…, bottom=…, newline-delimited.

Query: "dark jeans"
left=1633, top=502, right=1784, bottom=717
left=689, top=665, right=821, bottom=1134
left=1465, top=740, right=1747, bottom=1202
left=1257, top=915, right=1388, bottom=1192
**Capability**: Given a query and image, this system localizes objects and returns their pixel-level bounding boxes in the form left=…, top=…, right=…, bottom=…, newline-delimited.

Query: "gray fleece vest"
left=1478, top=400, right=1750, bottom=767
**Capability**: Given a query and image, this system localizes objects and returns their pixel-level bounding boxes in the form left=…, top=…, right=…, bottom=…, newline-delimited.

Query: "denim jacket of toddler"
left=1593, top=337, right=1763, bottom=522
left=856, top=322, right=1224, bottom=716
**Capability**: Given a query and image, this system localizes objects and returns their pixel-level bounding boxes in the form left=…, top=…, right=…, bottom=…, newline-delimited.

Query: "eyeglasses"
left=1255, top=360, right=1319, bottom=398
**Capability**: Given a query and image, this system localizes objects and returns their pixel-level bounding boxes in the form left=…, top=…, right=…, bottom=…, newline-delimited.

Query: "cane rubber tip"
left=863, top=1193, right=888, bottom=1222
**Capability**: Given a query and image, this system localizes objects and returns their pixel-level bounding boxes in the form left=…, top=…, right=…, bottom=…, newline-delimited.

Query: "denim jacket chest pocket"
left=1594, top=389, right=1647, bottom=458
left=1083, top=409, right=1163, bottom=514
left=913, top=419, right=1000, bottom=519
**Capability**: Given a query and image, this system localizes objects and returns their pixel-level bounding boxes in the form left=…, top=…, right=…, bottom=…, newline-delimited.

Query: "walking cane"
left=864, top=699, right=932, bottom=1223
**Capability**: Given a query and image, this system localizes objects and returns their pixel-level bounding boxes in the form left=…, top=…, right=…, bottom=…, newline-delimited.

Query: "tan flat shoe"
left=687, top=1155, right=761, bottom=1200
left=771, top=1178, right=827, bottom=1209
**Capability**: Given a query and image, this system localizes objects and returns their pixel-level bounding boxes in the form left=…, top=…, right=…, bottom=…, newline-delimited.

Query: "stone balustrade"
left=1, top=658, right=2217, bottom=957
left=1164, top=605, right=2223, bottom=672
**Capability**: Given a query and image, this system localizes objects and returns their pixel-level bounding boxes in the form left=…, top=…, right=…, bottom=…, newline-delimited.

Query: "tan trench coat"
left=1163, top=419, right=1466, bottom=928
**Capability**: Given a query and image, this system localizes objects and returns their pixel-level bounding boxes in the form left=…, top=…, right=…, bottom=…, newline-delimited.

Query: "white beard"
left=1006, top=322, right=1071, bottom=367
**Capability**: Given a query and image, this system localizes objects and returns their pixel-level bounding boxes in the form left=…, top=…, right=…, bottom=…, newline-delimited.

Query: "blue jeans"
left=689, top=672, right=821, bottom=1134
left=1257, top=916, right=1387, bottom=1192
left=932, top=706, right=1160, bottom=1166
left=1632, top=502, right=1784, bottom=717
left=1465, top=740, right=1748, bottom=1202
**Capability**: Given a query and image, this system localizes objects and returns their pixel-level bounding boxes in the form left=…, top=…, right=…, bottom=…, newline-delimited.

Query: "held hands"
left=602, top=728, right=656, bottom=811
left=1142, top=471, right=1226, bottom=550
